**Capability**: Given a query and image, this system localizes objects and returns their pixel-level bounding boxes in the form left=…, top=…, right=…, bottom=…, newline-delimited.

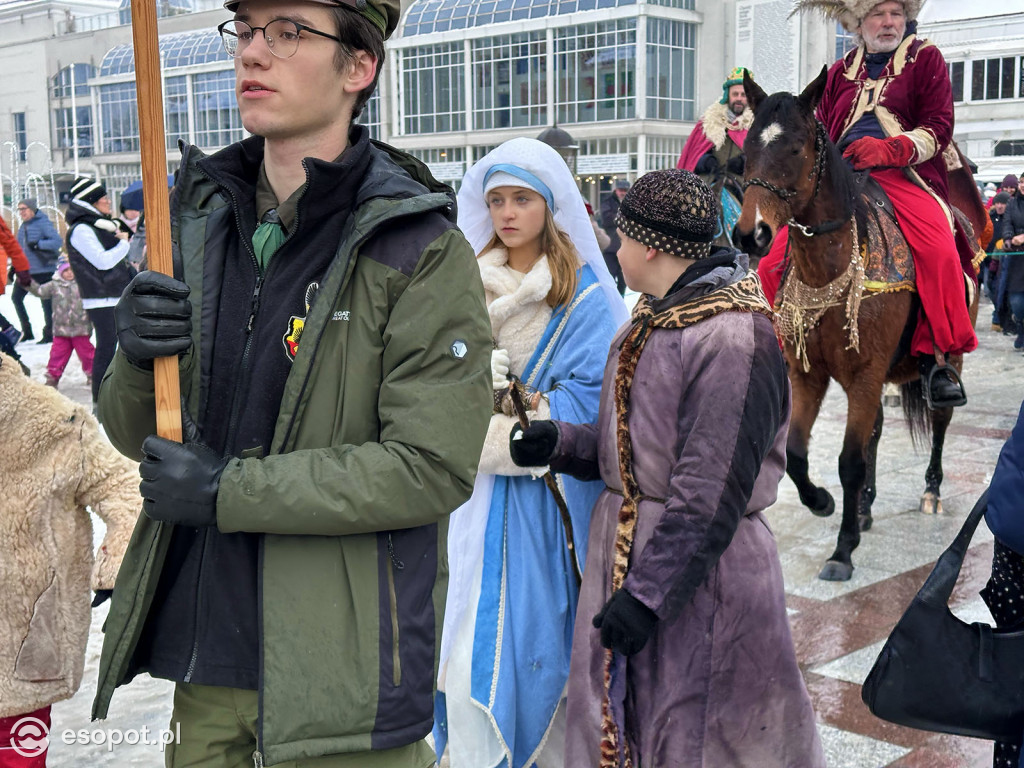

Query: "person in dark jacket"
left=14, top=199, right=63, bottom=343
left=93, top=0, right=492, bottom=766
left=599, top=179, right=629, bottom=294
left=64, top=177, right=133, bottom=409
left=1002, top=177, right=1024, bottom=342
left=510, top=169, right=824, bottom=767
left=982, top=400, right=1024, bottom=768
left=985, top=191, right=1009, bottom=327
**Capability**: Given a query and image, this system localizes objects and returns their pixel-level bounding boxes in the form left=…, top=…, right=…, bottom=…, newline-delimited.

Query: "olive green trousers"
left=165, top=683, right=435, bottom=768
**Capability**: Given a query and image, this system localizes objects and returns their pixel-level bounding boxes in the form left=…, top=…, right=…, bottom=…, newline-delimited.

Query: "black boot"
left=919, top=357, right=967, bottom=409
left=38, top=326, right=53, bottom=344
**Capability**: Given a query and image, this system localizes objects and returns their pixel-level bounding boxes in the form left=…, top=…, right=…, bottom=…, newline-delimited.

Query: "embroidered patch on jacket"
left=283, top=282, right=318, bottom=361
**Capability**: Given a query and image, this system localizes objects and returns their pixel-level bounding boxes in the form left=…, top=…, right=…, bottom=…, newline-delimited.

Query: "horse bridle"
left=744, top=120, right=848, bottom=237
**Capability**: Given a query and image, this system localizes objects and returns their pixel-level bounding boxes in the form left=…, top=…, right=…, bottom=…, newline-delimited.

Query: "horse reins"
left=745, top=121, right=849, bottom=237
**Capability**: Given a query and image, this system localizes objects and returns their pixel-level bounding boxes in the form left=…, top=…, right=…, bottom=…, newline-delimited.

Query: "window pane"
left=986, top=58, right=1000, bottom=99
left=1001, top=57, right=1015, bottom=99
left=402, top=44, right=466, bottom=134
left=555, top=19, right=637, bottom=124
left=647, top=18, right=696, bottom=122
left=971, top=60, right=985, bottom=100
left=472, top=32, right=546, bottom=130
left=949, top=62, right=964, bottom=102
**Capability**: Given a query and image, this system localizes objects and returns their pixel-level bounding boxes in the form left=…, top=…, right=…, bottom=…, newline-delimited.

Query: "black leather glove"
left=139, top=435, right=228, bottom=527
left=727, top=154, right=746, bottom=175
left=593, top=589, right=659, bottom=656
left=509, top=420, right=559, bottom=466
left=694, top=153, right=720, bottom=175
left=91, top=589, right=113, bottom=608
left=115, top=271, right=192, bottom=368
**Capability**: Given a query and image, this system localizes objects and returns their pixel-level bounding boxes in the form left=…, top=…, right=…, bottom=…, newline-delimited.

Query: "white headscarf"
left=458, top=137, right=629, bottom=327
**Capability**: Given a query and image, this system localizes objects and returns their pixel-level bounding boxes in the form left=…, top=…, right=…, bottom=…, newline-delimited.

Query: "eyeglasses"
left=218, top=19, right=342, bottom=59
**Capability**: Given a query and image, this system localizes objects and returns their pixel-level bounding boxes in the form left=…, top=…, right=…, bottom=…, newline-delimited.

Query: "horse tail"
left=900, top=378, right=932, bottom=448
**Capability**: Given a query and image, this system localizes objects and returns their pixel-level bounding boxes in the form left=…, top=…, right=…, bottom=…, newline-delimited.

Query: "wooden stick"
left=130, top=0, right=182, bottom=442
left=507, top=379, right=583, bottom=587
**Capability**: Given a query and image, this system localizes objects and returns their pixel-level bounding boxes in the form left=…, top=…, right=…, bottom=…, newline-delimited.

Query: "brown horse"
left=734, top=69, right=983, bottom=582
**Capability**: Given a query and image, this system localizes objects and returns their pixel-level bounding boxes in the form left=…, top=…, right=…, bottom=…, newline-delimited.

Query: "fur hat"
left=720, top=67, right=753, bottom=105
left=792, top=0, right=924, bottom=34
left=615, top=169, right=717, bottom=260
left=222, top=0, right=399, bottom=39
left=70, top=176, right=108, bottom=206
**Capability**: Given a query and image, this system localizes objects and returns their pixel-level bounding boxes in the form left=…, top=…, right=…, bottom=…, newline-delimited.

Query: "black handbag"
left=861, top=488, right=1024, bottom=742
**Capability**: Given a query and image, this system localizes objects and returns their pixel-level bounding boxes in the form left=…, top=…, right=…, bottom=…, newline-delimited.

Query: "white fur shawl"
left=477, top=248, right=553, bottom=476
left=701, top=101, right=755, bottom=151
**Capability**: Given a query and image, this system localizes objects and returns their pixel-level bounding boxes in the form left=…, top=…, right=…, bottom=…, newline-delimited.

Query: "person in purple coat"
left=510, top=169, right=824, bottom=767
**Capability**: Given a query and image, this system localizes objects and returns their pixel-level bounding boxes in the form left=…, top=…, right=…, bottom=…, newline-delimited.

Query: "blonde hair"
left=479, top=208, right=581, bottom=309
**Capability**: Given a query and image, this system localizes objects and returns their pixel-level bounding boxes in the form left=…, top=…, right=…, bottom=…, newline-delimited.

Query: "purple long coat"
left=552, top=296, right=825, bottom=767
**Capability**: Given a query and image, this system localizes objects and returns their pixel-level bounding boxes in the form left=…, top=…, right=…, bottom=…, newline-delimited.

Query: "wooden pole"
left=130, top=0, right=182, bottom=442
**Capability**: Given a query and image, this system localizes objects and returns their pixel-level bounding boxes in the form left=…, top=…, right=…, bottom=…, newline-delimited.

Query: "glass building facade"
left=54, top=0, right=698, bottom=201
left=392, top=0, right=699, bottom=198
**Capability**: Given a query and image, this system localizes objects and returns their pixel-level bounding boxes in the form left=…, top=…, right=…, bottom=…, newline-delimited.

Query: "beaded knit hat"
left=615, top=169, right=717, bottom=260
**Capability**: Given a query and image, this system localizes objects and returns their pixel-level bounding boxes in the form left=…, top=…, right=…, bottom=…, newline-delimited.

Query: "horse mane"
left=751, top=91, right=856, bottom=221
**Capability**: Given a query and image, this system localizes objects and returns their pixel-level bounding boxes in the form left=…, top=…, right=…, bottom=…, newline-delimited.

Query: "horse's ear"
left=798, top=66, right=829, bottom=112
left=743, top=70, right=767, bottom=112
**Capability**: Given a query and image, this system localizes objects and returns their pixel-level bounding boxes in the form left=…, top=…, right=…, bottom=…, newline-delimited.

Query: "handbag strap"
left=918, top=488, right=990, bottom=607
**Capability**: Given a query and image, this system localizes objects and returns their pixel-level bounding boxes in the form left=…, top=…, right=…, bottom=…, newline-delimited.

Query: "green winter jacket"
left=92, top=137, right=492, bottom=766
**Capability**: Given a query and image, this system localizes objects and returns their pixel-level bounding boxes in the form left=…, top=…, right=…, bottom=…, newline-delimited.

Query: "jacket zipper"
left=183, top=528, right=212, bottom=683
left=386, top=534, right=404, bottom=687
left=200, top=162, right=310, bottom=763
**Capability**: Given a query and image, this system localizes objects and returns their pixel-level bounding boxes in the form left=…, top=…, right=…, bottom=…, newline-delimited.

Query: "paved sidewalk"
left=3, top=292, right=1020, bottom=766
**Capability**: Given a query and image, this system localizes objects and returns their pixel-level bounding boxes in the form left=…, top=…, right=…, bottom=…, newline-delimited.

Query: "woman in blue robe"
left=434, top=138, right=628, bottom=768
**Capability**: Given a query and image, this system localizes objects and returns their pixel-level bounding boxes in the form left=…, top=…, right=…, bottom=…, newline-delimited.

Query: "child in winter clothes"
left=510, top=169, right=824, bottom=767
left=0, top=351, right=139, bottom=767
left=28, top=259, right=95, bottom=389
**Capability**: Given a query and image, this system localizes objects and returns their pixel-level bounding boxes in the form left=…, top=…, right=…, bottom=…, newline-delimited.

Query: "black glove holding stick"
left=139, top=401, right=228, bottom=528
left=115, top=270, right=193, bottom=369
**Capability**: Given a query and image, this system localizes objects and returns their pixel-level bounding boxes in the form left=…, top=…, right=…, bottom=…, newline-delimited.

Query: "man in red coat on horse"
left=758, top=0, right=977, bottom=408
left=677, top=66, right=754, bottom=181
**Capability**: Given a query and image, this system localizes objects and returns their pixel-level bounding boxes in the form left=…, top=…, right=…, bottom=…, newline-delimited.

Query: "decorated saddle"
left=852, top=172, right=915, bottom=294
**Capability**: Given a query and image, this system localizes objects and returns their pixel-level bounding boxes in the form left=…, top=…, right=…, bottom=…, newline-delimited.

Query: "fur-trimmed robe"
left=677, top=102, right=754, bottom=174
left=0, top=352, right=139, bottom=717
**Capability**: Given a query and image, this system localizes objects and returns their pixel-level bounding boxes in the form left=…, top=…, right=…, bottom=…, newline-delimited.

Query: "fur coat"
left=0, top=352, right=139, bottom=717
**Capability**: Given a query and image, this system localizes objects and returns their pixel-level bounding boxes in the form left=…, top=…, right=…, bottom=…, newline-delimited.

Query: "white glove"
left=491, top=348, right=511, bottom=389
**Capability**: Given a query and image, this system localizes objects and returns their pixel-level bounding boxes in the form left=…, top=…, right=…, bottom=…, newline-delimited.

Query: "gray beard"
left=729, top=102, right=745, bottom=117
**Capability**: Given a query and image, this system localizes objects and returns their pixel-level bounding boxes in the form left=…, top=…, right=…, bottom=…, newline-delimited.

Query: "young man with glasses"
left=92, top=2, right=493, bottom=766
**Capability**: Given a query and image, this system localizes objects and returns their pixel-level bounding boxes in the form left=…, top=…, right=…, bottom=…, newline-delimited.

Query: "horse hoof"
left=919, top=493, right=943, bottom=515
left=858, top=514, right=873, bottom=532
left=809, top=490, right=835, bottom=518
left=818, top=560, right=854, bottom=581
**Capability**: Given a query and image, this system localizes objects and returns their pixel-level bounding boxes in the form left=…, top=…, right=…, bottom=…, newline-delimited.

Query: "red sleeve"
left=0, top=219, right=29, bottom=273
